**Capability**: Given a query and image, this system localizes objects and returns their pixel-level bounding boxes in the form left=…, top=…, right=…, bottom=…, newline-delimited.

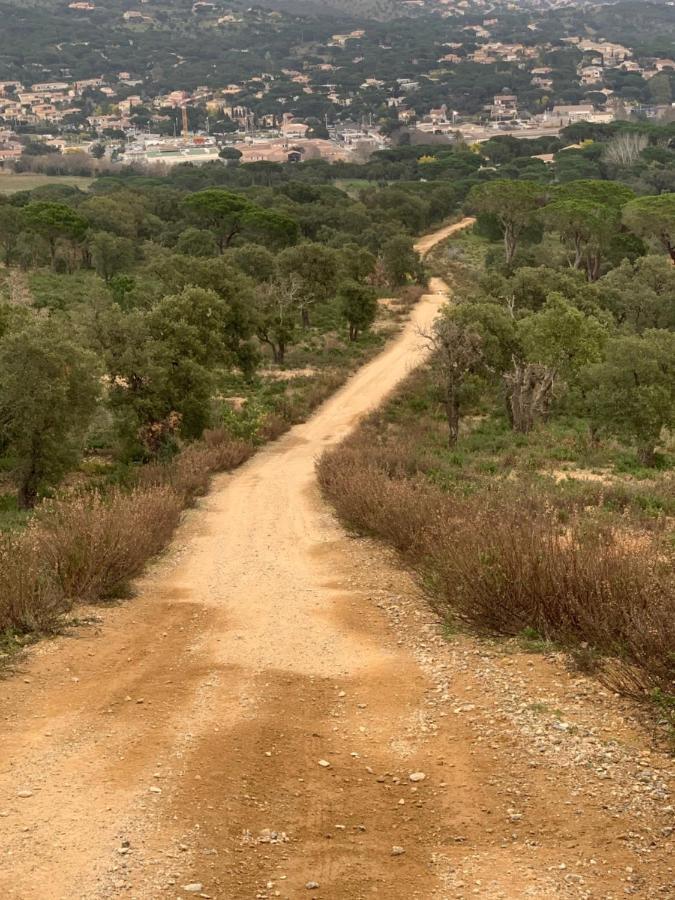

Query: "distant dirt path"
left=1, top=217, right=672, bottom=900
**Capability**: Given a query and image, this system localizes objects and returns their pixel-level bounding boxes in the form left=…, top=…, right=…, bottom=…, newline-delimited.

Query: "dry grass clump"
left=138, top=430, right=254, bottom=502
left=35, top=486, right=183, bottom=605
left=0, top=531, right=65, bottom=634
left=317, top=437, right=675, bottom=698
left=0, top=429, right=258, bottom=636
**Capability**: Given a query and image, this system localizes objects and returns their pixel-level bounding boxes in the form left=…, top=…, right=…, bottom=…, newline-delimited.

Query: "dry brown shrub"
left=257, top=413, right=289, bottom=443
left=397, top=285, right=426, bottom=311
left=317, top=442, right=675, bottom=697
left=35, top=486, right=182, bottom=604
left=138, top=432, right=254, bottom=501
left=0, top=531, right=66, bottom=633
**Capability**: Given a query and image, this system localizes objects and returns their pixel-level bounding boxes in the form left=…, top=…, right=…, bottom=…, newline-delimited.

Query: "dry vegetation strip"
left=0, top=429, right=254, bottom=637
left=316, top=372, right=675, bottom=709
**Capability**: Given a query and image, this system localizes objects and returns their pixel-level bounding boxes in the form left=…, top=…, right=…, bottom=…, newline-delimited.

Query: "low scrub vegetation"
left=317, top=367, right=675, bottom=709
left=0, top=428, right=251, bottom=640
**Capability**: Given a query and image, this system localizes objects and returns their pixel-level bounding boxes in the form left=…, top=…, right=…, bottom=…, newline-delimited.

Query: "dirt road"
left=1, top=219, right=672, bottom=900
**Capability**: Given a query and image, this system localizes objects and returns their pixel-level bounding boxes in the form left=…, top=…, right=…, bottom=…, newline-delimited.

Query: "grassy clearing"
left=333, top=178, right=374, bottom=198
left=317, top=364, right=675, bottom=731
left=0, top=173, right=94, bottom=194
left=376, top=367, right=674, bottom=519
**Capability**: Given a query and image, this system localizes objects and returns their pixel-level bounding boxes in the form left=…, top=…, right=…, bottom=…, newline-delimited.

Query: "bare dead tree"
left=254, top=275, right=303, bottom=365
left=603, top=132, right=648, bottom=168
left=503, top=360, right=556, bottom=433
left=421, top=314, right=484, bottom=446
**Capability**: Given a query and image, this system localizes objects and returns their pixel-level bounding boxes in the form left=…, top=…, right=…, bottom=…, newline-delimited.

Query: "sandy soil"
left=0, top=219, right=672, bottom=900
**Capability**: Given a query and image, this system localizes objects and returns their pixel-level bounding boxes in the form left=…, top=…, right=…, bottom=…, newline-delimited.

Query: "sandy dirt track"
left=0, top=218, right=673, bottom=900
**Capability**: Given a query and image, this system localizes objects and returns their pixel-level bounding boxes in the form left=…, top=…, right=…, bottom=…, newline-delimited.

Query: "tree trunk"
left=665, top=238, right=675, bottom=265
left=504, top=224, right=516, bottom=267
left=586, top=253, right=601, bottom=282
left=444, top=381, right=460, bottom=447
left=504, top=362, right=556, bottom=434
left=220, top=225, right=240, bottom=252
left=18, top=465, right=39, bottom=509
left=637, top=445, right=657, bottom=467
left=301, top=307, right=310, bottom=328
left=573, top=236, right=583, bottom=269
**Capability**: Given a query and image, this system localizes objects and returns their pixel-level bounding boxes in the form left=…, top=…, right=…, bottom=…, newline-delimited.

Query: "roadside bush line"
left=316, top=416, right=675, bottom=703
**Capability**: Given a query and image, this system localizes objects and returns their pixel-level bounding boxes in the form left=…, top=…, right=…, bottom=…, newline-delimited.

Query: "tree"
left=107, top=287, right=238, bottom=451
left=218, top=146, right=242, bottom=164
left=648, top=72, right=672, bottom=106
left=453, top=301, right=518, bottom=374
left=339, top=243, right=376, bottom=282
left=468, top=180, right=544, bottom=266
left=0, top=203, right=23, bottom=266
left=79, top=193, right=156, bottom=240
left=175, top=227, right=219, bottom=258
left=183, top=189, right=298, bottom=252
left=90, top=231, right=135, bottom=283
left=229, top=244, right=277, bottom=282
left=555, top=179, right=635, bottom=208
left=338, top=281, right=377, bottom=341
left=481, top=265, right=599, bottom=314
left=423, top=310, right=484, bottom=446
left=0, top=322, right=99, bottom=507
left=623, top=194, right=675, bottom=263
left=506, top=294, right=606, bottom=433
left=540, top=182, right=635, bottom=281
left=380, top=235, right=421, bottom=288
left=277, top=243, right=339, bottom=327
left=146, top=286, right=233, bottom=371
left=105, top=313, right=187, bottom=458
left=599, top=255, right=675, bottom=331
left=22, top=201, right=88, bottom=266
left=542, top=199, right=618, bottom=280
left=254, top=276, right=301, bottom=365
left=603, top=132, right=648, bottom=167
left=584, top=331, right=675, bottom=466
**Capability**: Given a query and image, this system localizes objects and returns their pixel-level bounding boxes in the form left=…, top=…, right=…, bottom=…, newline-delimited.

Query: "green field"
left=334, top=178, right=372, bottom=197
left=0, top=173, right=94, bottom=194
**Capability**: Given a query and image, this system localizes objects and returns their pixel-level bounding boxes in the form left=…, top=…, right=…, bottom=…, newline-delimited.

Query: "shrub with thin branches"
left=317, top=436, right=675, bottom=698
left=36, top=486, right=183, bottom=604
left=0, top=531, right=65, bottom=634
